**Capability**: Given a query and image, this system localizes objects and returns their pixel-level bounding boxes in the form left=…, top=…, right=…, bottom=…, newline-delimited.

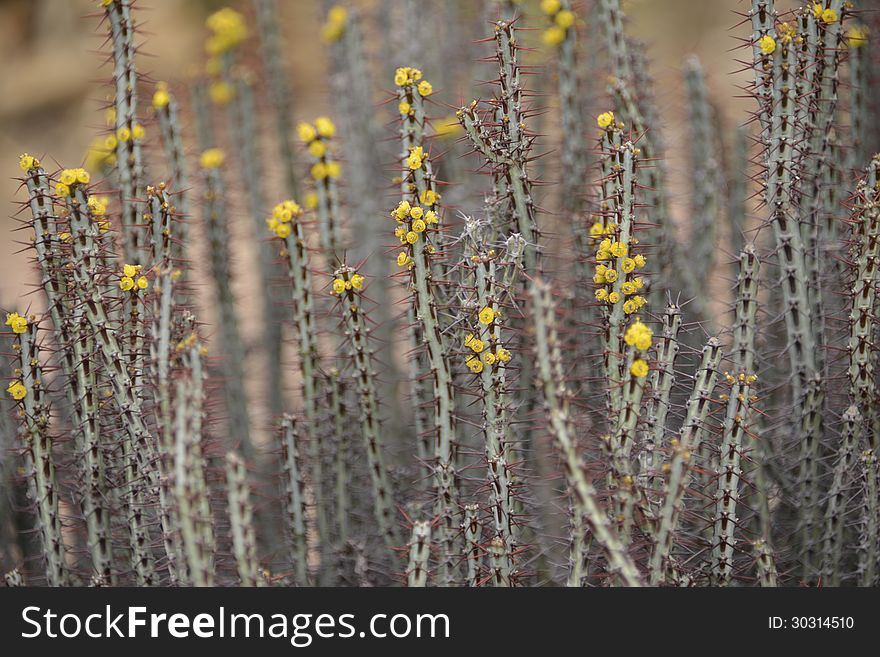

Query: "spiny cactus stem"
left=531, top=279, right=642, bottom=586
left=406, top=520, right=431, bottom=587
left=225, top=452, right=263, bottom=587
left=279, top=415, right=309, bottom=586
left=14, top=322, right=68, bottom=586
left=463, top=504, right=482, bottom=587
left=649, top=338, right=722, bottom=585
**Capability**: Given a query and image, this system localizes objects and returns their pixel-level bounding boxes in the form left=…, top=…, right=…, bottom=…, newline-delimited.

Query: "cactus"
left=225, top=452, right=263, bottom=587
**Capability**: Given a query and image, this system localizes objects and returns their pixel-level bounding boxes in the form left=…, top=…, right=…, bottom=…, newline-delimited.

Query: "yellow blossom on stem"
left=466, top=356, right=483, bottom=374
left=311, top=162, right=328, bottom=180
left=589, top=221, right=604, bottom=238
left=332, top=278, right=347, bottom=294
left=630, top=358, right=649, bottom=378
left=351, top=273, right=364, bottom=290
left=633, top=254, right=647, bottom=268
left=137, top=276, right=149, bottom=290
left=609, top=241, right=628, bottom=258
left=5, top=312, right=28, bottom=334
left=847, top=24, right=869, bottom=48
left=597, top=111, right=615, bottom=129
left=399, top=100, right=411, bottom=116
left=405, top=231, right=419, bottom=244
left=315, top=116, right=336, bottom=138
left=132, top=123, right=145, bottom=140
left=543, top=26, right=566, bottom=46
left=199, top=148, right=225, bottom=169
left=758, top=34, right=776, bottom=55
left=7, top=381, right=26, bottom=401
left=117, top=126, right=131, bottom=142
left=425, top=210, right=438, bottom=224
left=19, top=153, right=39, bottom=172
left=621, top=257, right=636, bottom=273
left=420, top=189, right=439, bottom=206
left=604, top=269, right=619, bottom=283
left=483, top=352, right=496, bottom=366
left=624, top=318, right=652, bottom=351
left=120, top=277, right=135, bottom=291
left=478, top=307, right=495, bottom=325
left=297, top=122, right=317, bottom=143
left=596, top=288, right=609, bottom=301
left=555, top=10, right=575, bottom=29
left=497, top=348, right=512, bottom=363
left=417, top=80, right=433, bottom=97
left=153, top=82, right=171, bottom=109
left=608, top=292, right=620, bottom=304
left=305, top=192, right=319, bottom=209
left=308, top=140, right=326, bottom=158
left=326, top=161, right=341, bottom=178
left=541, top=0, right=561, bottom=14
left=407, top=146, right=424, bottom=170
left=820, top=8, right=837, bottom=24
left=397, top=251, right=412, bottom=267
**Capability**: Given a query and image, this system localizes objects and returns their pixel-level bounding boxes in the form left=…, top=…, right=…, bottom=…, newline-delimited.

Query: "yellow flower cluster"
left=7, top=381, right=26, bottom=401
left=116, top=123, right=145, bottom=142
left=199, top=148, right=225, bottom=169
left=407, top=146, right=424, bottom=170
left=119, top=264, right=148, bottom=292
left=55, top=167, right=91, bottom=197
left=463, top=306, right=511, bottom=375
left=541, top=0, right=575, bottom=46
left=591, top=224, right=647, bottom=312
left=391, top=200, right=438, bottom=247
left=5, top=312, right=28, bottom=334
left=322, top=6, right=348, bottom=43
left=266, top=199, right=303, bottom=239
left=432, top=115, right=464, bottom=139
left=153, top=81, right=171, bottom=110
left=88, top=196, right=111, bottom=233
left=812, top=3, right=838, bottom=24
left=205, top=8, right=247, bottom=56
left=18, top=153, right=40, bottom=172
left=624, top=319, right=652, bottom=378
left=85, top=134, right=117, bottom=172
left=331, top=271, right=365, bottom=295
left=394, top=67, right=431, bottom=96
left=298, top=118, right=341, bottom=180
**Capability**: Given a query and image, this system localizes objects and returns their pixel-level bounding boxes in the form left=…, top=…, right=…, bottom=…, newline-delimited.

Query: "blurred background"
left=0, top=0, right=798, bottom=303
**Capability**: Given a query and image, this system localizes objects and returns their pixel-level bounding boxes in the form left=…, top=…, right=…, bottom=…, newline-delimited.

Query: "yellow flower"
left=210, top=81, right=235, bottom=105
left=621, top=281, right=636, bottom=296
left=543, top=26, right=566, bottom=46
left=496, top=348, right=512, bottom=363
left=820, top=8, right=837, bottom=24
left=117, top=126, right=131, bottom=142
left=315, top=116, right=336, bottom=138
left=132, top=123, right=145, bottom=140
left=469, top=337, right=485, bottom=353
left=407, top=146, right=424, bottom=170
left=630, top=358, right=649, bottom=378
left=123, top=263, right=139, bottom=278
left=609, top=241, right=628, bottom=257
left=104, top=134, right=118, bottom=150
left=633, top=254, right=647, bottom=268
left=589, top=222, right=604, bottom=238
left=136, top=276, right=149, bottom=290
left=351, top=273, right=365, bottom=290
left=7, top=381, right=26, bottom=401
left=399, top=100, right=411, bottom=116
left=205, top=7, right=248, bottom=54
left=119, top=276, right=135, bottom=291
left=608, top=292, right=620, bottom=304
left=624, top=319, right=652, bottom=351
left=311, top=162, right=328, bottom=180
left=541, top=0, right=561, bottom=15
left=604, top=269, right=619, bottom=283
left=483, top=352, right=496, bottom=366
left=19, top=153, right=39, bottom=172
left=412, top=219, right=427, bottom=233
left=621, top=257, right=636, bottom=273
left=466, top=356, right=483, bottom=374
left=420, top=189, right=439, bottom=206
left=758, top=34, right=776, bottom=55
left=418, top=80, right=433, bottom=97
left=60, top=169, right=77, bottom=186
left=410, top=206, right=424, bottom=220
left=623, top=299, right=638, bottom=314
left=5, top=312, right=28, bottom=334
left=394, top=68, right=410, bottom=86
left=275, top=223, right=292, bottom=238
left=478, top=307, right=495, bottom=324
left=405, top=231, right=419, bottom=244
left=394, top=200, right=411, bottom=221
left=76, top=168, right=90, bottom=184
left=307, top=140, right=326, bottom=158
left=595, top=288, right=609, bottom=301
left=328, top=6, right=348, bottom=24
left=199, top=148, right=225, bottom=169
left=305, top=192, right=319, bottom=209
left=597, top=111, right=615, bottom=129
left=55, top=182, right=70, bottom=197
left=153, top=82, right=171, bottom=109
left=425, top=210, right=438, bottom=224
left=847, top=25, right=869, bottom=48
left=297, top=122, right=317, bottom=143
left=332, top=278, right=347, bottom=294
left=326, top=161, right=341, bottom=178
left=633, top=277, right=643, bottom=290
left=397, top=251, right=412, bottom=267
left=555, top=10, right=575, bottom=29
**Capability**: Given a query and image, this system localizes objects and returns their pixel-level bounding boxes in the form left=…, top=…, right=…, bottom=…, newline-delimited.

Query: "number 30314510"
left=769, top=617, right=854, bottom=629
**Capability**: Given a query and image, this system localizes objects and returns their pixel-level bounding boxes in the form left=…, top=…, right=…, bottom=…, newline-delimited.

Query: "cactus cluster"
left=1, top=0, right=879, bottom=588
